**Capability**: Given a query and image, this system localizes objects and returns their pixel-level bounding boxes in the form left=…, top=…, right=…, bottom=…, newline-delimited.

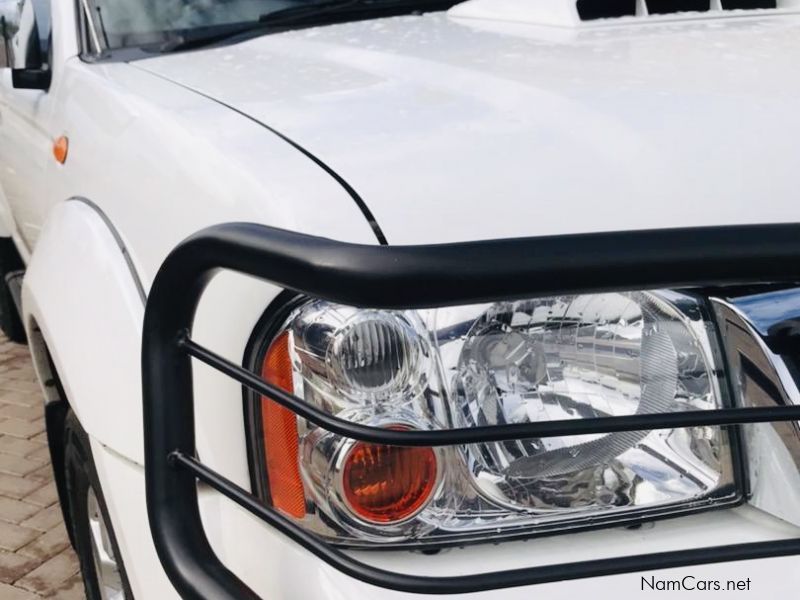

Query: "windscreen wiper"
left=159, top=23, right=273, bottom=53
left=258, top=0, right=366, bottom=26
left=259, top=0, right=455, bottom=26
left=160, top=0, right=455, bottom=53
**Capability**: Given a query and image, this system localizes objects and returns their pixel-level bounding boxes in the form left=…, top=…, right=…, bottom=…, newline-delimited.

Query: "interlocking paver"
left=0, top=419, right=46, bottom=440
left=0, top=582, right=40, bottom=599
left=0, top=335, right=84, bottom=597
left=43, top=575, right=84, bottom=600
left=0, top=381, right=43, bottom=395
left=24, top=447, right=51, bottom=464
left=29, top=433, right=48, bottom=445
left=0, top=551, right=39, bottom=584
left=0, top=474, right=43, bottom=501
left=26, top=465, right=54, bottom=485
left=23, top=484, right=58, bottom=509
left=0, top=392, right=40, bottom=409
left=0, top=453, right=45, bottom=477
left=0, top=521, right=41, bottom=552
left=15, top=551, right=80, bottom=595
left=0, top=436, right=45, bottom=458
left=21, top=506, right=64, bottom=534
left=18, top=525, right=70, bottom=562
left=0, top=404, right=47, bottom=422
left=0, top=497, right=42, bottom=525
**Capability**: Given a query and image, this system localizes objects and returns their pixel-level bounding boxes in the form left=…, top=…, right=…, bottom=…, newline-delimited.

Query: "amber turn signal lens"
left=342, top=435, right=437, bottom=524
left=53, top=136, right=69, bottom=165
left=261, top=332, right=306, bottom=518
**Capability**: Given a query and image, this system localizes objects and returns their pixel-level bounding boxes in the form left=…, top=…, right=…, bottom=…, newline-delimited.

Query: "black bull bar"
left=142, top=223, right=800, bottom=599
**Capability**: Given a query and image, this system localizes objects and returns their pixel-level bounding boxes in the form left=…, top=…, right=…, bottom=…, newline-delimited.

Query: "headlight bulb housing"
left=247, top=291, right=739, bottom=548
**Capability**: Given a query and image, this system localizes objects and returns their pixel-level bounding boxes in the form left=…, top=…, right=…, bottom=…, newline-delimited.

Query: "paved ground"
left=0, top=335, right=84, bottom=599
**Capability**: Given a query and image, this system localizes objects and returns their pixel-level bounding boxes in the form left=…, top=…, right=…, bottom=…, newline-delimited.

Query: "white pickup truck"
left=2, top=0, right=800, bottom=598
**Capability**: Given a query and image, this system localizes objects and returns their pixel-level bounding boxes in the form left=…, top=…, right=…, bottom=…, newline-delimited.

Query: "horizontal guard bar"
left=171, top=450, right=800, bottom=595
left=181, top=336, right=800, bottom=446
left=157, top=223, right=800, bottom=309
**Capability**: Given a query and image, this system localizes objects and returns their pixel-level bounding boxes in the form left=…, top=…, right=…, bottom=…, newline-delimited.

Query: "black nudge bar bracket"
left=143, top=223, right=800, bottom=600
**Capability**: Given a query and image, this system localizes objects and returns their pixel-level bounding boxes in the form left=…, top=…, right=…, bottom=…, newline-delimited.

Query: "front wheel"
left=0, top=238, right=26, bottom=343
left=63, top=410, right=133, bottom=600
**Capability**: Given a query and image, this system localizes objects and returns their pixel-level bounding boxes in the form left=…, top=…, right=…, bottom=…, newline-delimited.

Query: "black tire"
left=63, top=410, right=134, bottom=600
left=0, top=238, right=25, bottom=343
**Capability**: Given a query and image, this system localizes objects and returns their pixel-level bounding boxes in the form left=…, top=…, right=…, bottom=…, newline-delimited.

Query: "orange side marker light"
left=261, top=331, right=307, bottom=518
left=53, top=136, right=69, bottom=165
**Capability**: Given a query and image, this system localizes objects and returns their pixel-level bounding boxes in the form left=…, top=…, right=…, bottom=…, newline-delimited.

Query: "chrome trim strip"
left=712, top=296, right=800, bottom=406
left=67, top=197, right=147, bottom=304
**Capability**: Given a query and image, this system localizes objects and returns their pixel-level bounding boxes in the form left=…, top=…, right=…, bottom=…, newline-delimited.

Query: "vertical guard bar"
left=142, top=264, right=248, bottom=599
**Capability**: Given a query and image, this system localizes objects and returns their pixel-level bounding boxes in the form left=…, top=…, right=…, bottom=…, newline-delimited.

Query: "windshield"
left=85, top=0, right=455, bottom=53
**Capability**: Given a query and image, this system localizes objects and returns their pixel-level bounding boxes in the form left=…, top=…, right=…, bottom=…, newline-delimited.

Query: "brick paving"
left=0, top=336, right=84, bottom=599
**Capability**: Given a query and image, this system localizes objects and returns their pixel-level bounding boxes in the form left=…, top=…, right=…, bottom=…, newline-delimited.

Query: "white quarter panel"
left=137, top=11, right=800, bottom=245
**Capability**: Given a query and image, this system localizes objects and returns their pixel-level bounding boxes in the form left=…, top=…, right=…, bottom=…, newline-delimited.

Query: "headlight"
left=247, top=291, right=738, bottom=547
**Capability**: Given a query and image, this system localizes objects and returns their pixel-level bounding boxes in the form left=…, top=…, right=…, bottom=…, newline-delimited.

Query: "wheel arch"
left=22, top=198, right=147, bottom=466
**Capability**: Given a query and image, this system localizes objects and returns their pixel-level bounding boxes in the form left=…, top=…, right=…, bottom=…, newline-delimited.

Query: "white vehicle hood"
left=136, top=7, right=800, bottom=245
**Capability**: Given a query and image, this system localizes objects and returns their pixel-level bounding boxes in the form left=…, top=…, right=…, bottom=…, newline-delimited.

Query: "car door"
left=0, top=0, right=54, bottom=251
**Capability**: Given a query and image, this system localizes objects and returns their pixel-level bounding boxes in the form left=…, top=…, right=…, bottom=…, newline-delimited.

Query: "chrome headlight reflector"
left=249, top=291, right=738, bottom=547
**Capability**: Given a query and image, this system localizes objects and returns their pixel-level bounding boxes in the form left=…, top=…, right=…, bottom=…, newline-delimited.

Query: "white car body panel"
left=1, top=0, right=800, bottom=597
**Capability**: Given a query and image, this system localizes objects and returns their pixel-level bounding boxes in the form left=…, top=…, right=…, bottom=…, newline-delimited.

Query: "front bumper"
left=141, top=222, right=800, bottom=599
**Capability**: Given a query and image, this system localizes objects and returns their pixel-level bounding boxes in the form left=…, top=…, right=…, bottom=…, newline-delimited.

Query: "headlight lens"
left=250, top=291, right=737, bottom=546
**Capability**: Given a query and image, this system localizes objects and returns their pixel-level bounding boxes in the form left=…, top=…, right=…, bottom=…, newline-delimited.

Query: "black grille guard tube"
left=142, top=222, right=800, bottom=600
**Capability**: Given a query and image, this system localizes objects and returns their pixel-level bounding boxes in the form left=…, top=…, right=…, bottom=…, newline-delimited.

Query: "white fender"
left=22, top=199, right=145, bottom=463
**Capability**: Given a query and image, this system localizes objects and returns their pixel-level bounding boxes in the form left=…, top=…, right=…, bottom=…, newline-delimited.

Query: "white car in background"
left=2, top=0, right=800, bottom=598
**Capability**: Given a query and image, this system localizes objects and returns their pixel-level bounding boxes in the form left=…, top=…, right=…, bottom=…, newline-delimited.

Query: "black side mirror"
left=11, top=68, right=50, bottom=90
left=1, top=1, right=50, bottom=91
